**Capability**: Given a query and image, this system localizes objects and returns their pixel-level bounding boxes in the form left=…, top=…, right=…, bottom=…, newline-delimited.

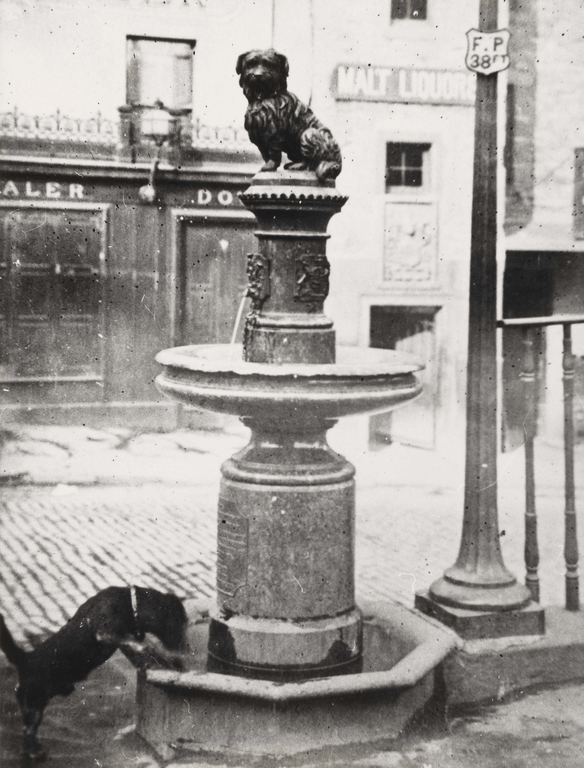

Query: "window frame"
left=126, top=34, right=196, bottom=111
left=390, top=0, right=428, bottom=22
left=385, top=141, right=432, bottom=195
left=0, top=201, right=109, bottom=385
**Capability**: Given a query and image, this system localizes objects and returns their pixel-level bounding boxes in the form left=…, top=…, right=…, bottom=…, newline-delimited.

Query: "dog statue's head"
left=236, top=49, right=289, bottom=102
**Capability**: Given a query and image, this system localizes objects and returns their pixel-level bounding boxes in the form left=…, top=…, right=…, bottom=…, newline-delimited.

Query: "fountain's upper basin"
left=156, top=344, right=423, bottom=421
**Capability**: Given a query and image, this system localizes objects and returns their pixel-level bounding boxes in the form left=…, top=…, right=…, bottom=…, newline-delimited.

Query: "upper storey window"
left=391, top=0, right=428, bottom=21
left=126, top=36, right=195, bottom=110
left=385, top=142, right=431, bottom=193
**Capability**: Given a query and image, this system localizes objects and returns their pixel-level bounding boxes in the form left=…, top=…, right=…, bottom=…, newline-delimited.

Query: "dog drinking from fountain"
left=0, top=586, right=187, bottom=761
left=236, top=49, right=342, bottom=181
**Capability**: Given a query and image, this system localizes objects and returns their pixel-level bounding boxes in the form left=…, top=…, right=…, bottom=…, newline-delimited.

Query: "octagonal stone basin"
left=155, top=344, right=423, bottom=421
left=139, top=599, right=460, bottom=758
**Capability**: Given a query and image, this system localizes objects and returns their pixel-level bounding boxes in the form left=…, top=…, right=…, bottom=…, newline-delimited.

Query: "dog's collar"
left=130, top=585, right=139, bottom=623
left=130, top=585, right=145, bottom=640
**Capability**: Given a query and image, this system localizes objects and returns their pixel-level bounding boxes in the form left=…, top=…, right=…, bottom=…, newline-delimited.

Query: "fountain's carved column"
left=208, top=171, right=362, bottom=679
left=242, top=171, right=342, bottom=365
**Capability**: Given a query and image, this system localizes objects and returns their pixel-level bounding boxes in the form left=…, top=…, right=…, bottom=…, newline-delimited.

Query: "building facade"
left=0, top=0, right=479, bottom=447
left=503, top=0, right=584, bottom=446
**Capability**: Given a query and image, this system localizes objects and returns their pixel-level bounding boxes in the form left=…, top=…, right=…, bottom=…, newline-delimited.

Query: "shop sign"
left=0, top=180, right=85, bottom=199
left=0, top=181, right=241, bottom=207
left=575, top=148, right=584, bottom=240
left=190, top=188, right=239, bottom=207
left=333, top=64, right=476, bottom=106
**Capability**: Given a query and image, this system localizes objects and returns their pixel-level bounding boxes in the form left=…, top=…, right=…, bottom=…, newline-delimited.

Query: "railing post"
left=522, top=326, right=540, bottom=602
left=563, top=323, right=580, bottom=610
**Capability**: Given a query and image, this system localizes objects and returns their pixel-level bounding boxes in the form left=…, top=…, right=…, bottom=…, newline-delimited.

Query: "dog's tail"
left=316, top=160, right=342, bottom=182
left=0, top=614, right=26, bottom=669
left=301, top=127, right=342, bottom=182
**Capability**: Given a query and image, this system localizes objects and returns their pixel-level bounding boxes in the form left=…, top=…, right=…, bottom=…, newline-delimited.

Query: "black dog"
left=0, top=586, right=187, bottom=761
left=236, top=49, right=342, bottom=182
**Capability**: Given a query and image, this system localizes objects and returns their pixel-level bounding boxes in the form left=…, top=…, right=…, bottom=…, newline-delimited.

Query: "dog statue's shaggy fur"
left=236, top=49, right=342, bottom=182
left=0, top=586, right=187, bottom=761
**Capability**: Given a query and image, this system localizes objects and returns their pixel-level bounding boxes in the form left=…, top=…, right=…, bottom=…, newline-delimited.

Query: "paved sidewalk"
left=2, top=650, right=584, bottom=767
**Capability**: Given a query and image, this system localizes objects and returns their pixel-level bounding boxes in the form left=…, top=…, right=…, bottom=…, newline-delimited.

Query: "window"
left=0, top=209, right=104, bottom=381
left=385, top=142, right=431, bottom=193
left=391, top=0, right=427, bottom=20
left=127, top=36, right=195, bottom=109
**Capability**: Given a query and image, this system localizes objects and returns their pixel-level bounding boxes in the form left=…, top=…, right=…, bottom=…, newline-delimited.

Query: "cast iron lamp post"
left=415, top=0, right=544, bottom=639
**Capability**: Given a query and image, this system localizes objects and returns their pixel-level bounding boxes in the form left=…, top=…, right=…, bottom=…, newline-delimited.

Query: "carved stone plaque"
left=294, top=254, right=331, bottom=302
left=246, top=252, right=270, bottom=307
left=217, top=497, right=249, bottom=597
left=383, top=202, right=437, bottom=284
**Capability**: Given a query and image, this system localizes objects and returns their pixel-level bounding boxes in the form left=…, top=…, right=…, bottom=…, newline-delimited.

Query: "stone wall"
left=504, top=0, right=537, bottom=236
left=505, top=0, right=584, bottom=239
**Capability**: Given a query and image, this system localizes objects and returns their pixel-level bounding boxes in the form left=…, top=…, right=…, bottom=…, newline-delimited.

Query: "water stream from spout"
left=229, top=291, right=248, bottom=359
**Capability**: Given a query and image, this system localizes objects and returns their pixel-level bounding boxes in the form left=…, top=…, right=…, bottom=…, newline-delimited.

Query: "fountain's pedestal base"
left=207, top=608, right=363, bottom=679
left=136, top=598, right=458, bottom=759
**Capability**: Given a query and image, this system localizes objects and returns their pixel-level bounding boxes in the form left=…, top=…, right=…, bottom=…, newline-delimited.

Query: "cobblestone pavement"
left=0, top=485, right=217, bottom=646
left=2, top=425, right=584, bottom=767
left=1, top=424, right=584, bottom=647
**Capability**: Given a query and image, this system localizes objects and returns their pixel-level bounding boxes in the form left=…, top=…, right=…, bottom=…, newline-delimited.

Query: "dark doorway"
left=369, top=305, right=440, bottom=449
left=502, top=254, right=554, bottom=450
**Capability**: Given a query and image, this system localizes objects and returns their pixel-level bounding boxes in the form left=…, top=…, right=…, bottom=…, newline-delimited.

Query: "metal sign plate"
left=465, top=29, right=510, bottom=75
left=217, top=497, right=249, bottom=597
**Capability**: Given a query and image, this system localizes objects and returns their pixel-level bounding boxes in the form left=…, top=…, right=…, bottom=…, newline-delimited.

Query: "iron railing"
left=0, top=108, right=252, bottom=151
left=0, top=108, right=118, bottom=144
left=498, top=314, right=584, bottom=610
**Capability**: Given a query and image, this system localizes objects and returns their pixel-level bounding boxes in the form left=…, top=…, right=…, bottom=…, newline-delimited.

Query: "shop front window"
left=0, top=209, right=105, bottom=382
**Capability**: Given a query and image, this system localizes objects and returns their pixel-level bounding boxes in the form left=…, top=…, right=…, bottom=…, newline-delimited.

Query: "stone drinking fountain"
left=136, top=52, right=458, bottom=759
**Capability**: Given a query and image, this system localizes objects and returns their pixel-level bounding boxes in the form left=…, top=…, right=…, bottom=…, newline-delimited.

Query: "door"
left=177, top=216, right=256, bottom=346
left=0, top=208, right=105, bottom=386
left=175, top=214, right=256, bottom=429
left=369, top=305, right=440, bottom=449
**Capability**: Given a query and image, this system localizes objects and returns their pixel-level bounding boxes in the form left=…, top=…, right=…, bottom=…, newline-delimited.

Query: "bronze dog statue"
left=0, top=586, right=187, bottom=761
left=236, top=49, right=342, bottom=182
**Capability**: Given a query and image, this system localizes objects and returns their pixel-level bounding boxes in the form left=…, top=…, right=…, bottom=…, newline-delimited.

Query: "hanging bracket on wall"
left=139, top=153, right=161, bottom=204
left=137, top=100, right=176, bottom=204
